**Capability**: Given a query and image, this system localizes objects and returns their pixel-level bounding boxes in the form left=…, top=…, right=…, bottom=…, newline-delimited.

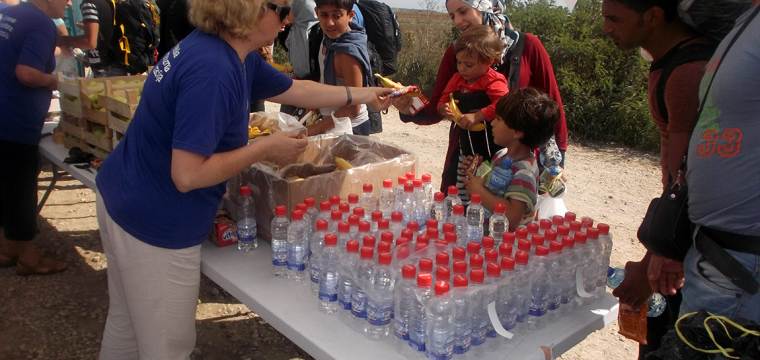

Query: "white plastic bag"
left=536, top=191, right=568, bottom=220
left=325, top=112, right=354, bottom=136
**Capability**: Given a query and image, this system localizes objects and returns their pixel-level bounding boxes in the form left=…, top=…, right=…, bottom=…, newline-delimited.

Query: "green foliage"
left=394, top=10, right=455, bottom=93
left=394, top=0, right=659, bottom=150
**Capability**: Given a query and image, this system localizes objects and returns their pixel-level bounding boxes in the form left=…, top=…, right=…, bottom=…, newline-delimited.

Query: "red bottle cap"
left=382, top=179, right=393, bottom=188
left=453, top=260, right=467, bottom=274
left=318, top=200, right=331, bottom=211
left=447, top=185, right=458, bottom=196
left=396, top=236, right=411, bottom=246
left=417, top=272, right=432, bottom=287
left=436, top=265, right=451, bottom=280
left=444, top=232, right=457, bottom=244
left=503, top=232, right=516, bottom=244
left=436, top=251, right=450, bottom=266
left=396, top=245, right=411, bottom=260
left=398, top=176, right=407, bottom=185
left=391, top=211, right=404, bottom=222
left=353, top=207, right=365, bottom=218
left=494, top=202, right=506, bottom=214
left=371, top=210, right=383, bottom=221
left=544, top=229, right=557, bottom=242
left=453, top=205, right=464, bottom=215
left=486, top=262, right=501, bottom=277
left=416, top=234, right=429, bottom=245
left=469, top=253, right=484, bottom=268
left=378, top=241, right=392, bottom=253
left=239, top=185, right=252, bottom=196
left=330, top=195, right=341, bottom=205
left=434, top=280, right=450, bottom=296
left=517, top=238, right=531, bottom=252
left=535, top=245, right=549, bottom=256
left=362, top=183, right=373, bottom=193
left=331, top=210, right=342, bottom=221
left=569, top=221, right=582, bottom=232
left=338, top=222, right=350, bottom=233
left=415, top=241, right=429, bottom=252
left=442, top=223, right=456, bottom=234
left=564, top=212, right=576, bottom=222
left=467, top=242, right=481, bottom=255
left=402, top=264, right=416, bottom=279
left=500, top=257, right=515, bottom=271
left=362, top=235, right=376, bottom=248
left=515, top=250, right=529, bottom=265
left=381, top=231, right=394, bottom=244
left=378, top=219, right=390, bottom=230
left=360, top=246, right=374, bottom=259
left=378, top=252, right=392, bottom=265
left=404, top=183, right=414, bottom=193
left=482, top=236, right=495, bottom=249
left=552, top=215, right=564, bottom=226
left=434, top=192, right=445, bottom=202
left=516, top=228, right=528, bottom=239
left=557, top=225, right=570, bottom=236
left=348, top=215, right=360, bottom=226
left=407, top=221, right=420, bottom=232
left=413, top=179, right=422, bottom=188
left=324, top=233, right=338, bottom=246
left=291, top=210, right=304, bottom=220
left=550, top=241, right=563, bottom=253
left=405, top=171, right=415, bottom=181
left=587, top=228, right=600, bottom=240
left=574, top=232, right=587, bottom=244
left=539, top=219, right=552, bottom=230
left=419, top=257, right=433, bottom=272
left=296, top=203, right=308, bottom=212
left=597, top=223, right=610, bottom=235
left=532, top=234, right=545, bottom=247
left=304, top=197, right=316, bottom=207
left=470, top=269, right=485, bottom=284
left=426, top=219, right=438, bottom=230
left=274, top=205, right=287, bottom=216
left=348, top=194, right=359, bottom=204
left=562, top=235, right=574, bottom=249
left=426, top=228, right=439, bottom=241
left=470, top=193, right=481, bottom=204
left=316, top=219, right=329, bottom=231
left=422, top=173, right=432, bottom=183
left=346, top=239, right=359, bottom=253
left=484, top=249, right=498, bottom=262
left=581, top=216, right=594, bottom=228
left=401, top=229, right=414, bottom=240
left=499, top=242, right=513, bottom=257
left=339, top=202, right=350, bottom=213
left=527, top=223, right=539, bottom=234
left=453, top=274, right=468, bottom=288
left=359, top=221, right=370, bottom=233
left=452, top=246, right=466, bottom=260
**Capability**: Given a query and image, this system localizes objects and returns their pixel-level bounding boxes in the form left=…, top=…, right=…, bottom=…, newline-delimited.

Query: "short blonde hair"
left=453, top=25, right=505, bottom=64
left=189, top=0, right=265, bottom=38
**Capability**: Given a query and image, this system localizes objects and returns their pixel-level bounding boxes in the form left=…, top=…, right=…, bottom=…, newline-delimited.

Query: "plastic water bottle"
left=527, top=246, right=550, bottom=329
left=394, top=264, right=417, bottom=340
left=393, top=176, right=408, bottom=212
left=408, top=272, right=433, bottom=352
left=390, top=211, right=405, bottom=240
left=443, top=186, right=462, bottom=221
left=337, top=240, right=360, bottom=312
left=270, top=204, right=289, bottom=277
left=286, top=210, right=308, bottom=282
left=465, top=194, right=485, bottom=243
left=366, top=252, right=395, bottom=338
left=485, top=156, right=513, bottom=197
left=317, top=200, right=331, bottom=224
left=597, top=224, right=613, bottom=288
left=347, top=215, right=360, bottom=240
left=370, top=210, right=383, bottom=234
left=425, top=280, right=455, bottom=360
left=607, top=267, right=667, bottom=317
left=360, top=183, right=377, bottom=219
left=351, top=246, right=375, bottom=320
left=337, top=221, right=351, bottom=250
left=496, top=257, right=519, bottom=332
left=513, top=251, right=531, bottom=324
left=488, top=202, right=508, bottom=245
left=560, top=235, right=577, bottom=306
left=546, top=241, right=564, bottom=313
left=451, top=274, right=471, bottom=354
left=309, top=220, right=328, bottom=293
left=484, top=262, right=501, bottom=337
left=318, top=234, right=340, bottom=314
left=328, top=210, right=342, bottom=233
left=421, top=173, right=434, bottom=208
left=412, top=179, right=429, bottom=226
left=450, top=205, right=467, bottom=246
left=304, top=197, right=318, bottom=229
left=586, top=228, right=605, bottom=296
left=347, top=193, right=360, bottom=214
left=400, top=183, right=416, bottom=223
left=236, top=185, right=258, bottom=252
left=379, top=179, right=395, bottom=218
left=430, top=192, right=446, bottom=232
left=468, top=269, right=487, bottom=346
left=296, top=203, right=311, bottom=240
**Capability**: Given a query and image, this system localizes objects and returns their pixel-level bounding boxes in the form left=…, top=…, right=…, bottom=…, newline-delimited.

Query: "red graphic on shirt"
left=696, top=128, right=743, bottom=158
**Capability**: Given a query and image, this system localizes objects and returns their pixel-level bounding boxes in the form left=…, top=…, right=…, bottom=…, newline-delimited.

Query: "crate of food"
left=58, top=75, right=146, bottom=119
left=83, top=121, right=113, bottom=152
left=102, top=88, right=141, bottom=120
left=58, top=114, right=85, bottom=139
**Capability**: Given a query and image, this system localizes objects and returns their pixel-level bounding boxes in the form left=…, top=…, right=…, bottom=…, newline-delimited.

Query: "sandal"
left=16, top=255, right=67, bottom=276
left=0, top=253, right=17, bottom=267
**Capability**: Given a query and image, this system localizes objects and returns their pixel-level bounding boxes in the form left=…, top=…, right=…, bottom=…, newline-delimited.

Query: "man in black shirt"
left=60, top=0, right=126, bottom=76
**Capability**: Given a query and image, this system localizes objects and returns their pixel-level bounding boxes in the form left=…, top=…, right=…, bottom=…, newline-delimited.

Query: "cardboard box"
left=226, top=134, right=416, bottom=242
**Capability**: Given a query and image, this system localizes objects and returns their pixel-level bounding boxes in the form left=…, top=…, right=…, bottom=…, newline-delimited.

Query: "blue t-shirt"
left=0, top=3, right=56, bottom=145
left=687, top=7, right=760, bottom=236
left=96, top=30, right=293, bottom=249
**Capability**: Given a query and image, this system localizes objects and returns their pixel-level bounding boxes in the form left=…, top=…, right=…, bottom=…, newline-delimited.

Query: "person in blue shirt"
left=0, top=0, right=69, bottom=276
left=94, top=0, right=392, bottom=358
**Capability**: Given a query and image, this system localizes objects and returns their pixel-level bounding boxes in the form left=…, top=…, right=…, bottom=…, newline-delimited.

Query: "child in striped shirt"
left=464, top=88, right=560, bottom=229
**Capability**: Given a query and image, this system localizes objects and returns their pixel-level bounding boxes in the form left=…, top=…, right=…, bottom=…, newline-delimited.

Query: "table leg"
left=37, top=164, right=60, bottom=213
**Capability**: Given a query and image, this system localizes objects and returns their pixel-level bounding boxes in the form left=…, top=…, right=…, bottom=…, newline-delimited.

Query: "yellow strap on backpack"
left=118, top=24, right=131, bottom=66
left=675, top=311, right=760, bottom=359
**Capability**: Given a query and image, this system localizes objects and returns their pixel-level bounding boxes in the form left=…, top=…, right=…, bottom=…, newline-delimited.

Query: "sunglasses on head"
left=266, top=2, right=291, bottom=23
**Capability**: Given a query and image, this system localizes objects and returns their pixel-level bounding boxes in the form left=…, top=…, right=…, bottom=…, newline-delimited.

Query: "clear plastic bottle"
left=393, top=264, right=417, bottom=340
left=496, top=257, right=519, bottom=333
left=357, top=220, right=371, bottom=242
left=450, top=205, right=467, bottom=246
left=286, top=210, right=308, bottom=282
left=339, top=202, right=351, bottom=222
left=468, top=268, right=487, bottom=347
left=347, top=193, right=360, bottom=214
left=435, top=265, right=451, bottom=284
left=351, top=246, right=375, bottom=320
left=596, top=224, right=613, bottom=289
left=527, top=246, right=550, bottom=329
left=546, top=241, right=564, bottom=314
left=560, top=235, right=577, bottom=307
left=486, top=203, right=507, bottom=246
left=425, top=280, right=455, bottom=360
left=451, top=274, right=471, bottom=355
left=421, top=173, right=434, bottom=209
left=359, top=183, right=377, bottom=219
left=366, top=252, right=395, bottom=339
left=484, top=262, right=501, bottom=338
left=296, top=203, right=311, bottom=240
left=379, top=179, right=395, bottom=218
left=393, top=176, right=408, bottom=213
left=390, top=211, right=405, bottom=240
left=309, top=220, right=328, bottom=293
left=443, top=186, right=462, bottom=221
left=513, top=250, right=532, bottom=324
left=412, top=179, right=429, bottom=226
left=400, top=183, right=416, bottom=224
left=329, top=195, right=341, bottom=211
left=236, top=185, right=258, bottom=252
left=270, top=204, right=289, bottom=277
left=370, top=210, right=383, bottom=235
left=347, top=215, right=360, bottom=240
left=304, top=197, right=318, bottom=230
left=316, top=200, right=331, bottom=224
left=485, top=156, right=513, bottom=197
left=408, top=272, right=433, bottom=352
left=318, top=234, right=340, bottom=314
left=328, top=210, right=342, bottom=233
left=586, top=228, right=605, bottom=296
left=607, top=267, right=667, bottom=317
left=430, top=192, right=446, bottom=232
left=337, top=240, right=360, bottom=312
left=337, top=221, right=351, bottom=249
left=465, top=194, right=485, bottom=243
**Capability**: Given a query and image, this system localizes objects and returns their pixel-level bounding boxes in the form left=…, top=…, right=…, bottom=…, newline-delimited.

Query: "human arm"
left=16, top=22, right=57, bottom=90
left=171, top=132, right=307, bottom=193
left=647, top=253, right=684, bottom=296
left=15, top=65, right=57, bottom=90
left=523, top=34, right=568, bottom=152
left=612, top=252, right=655, bottom=307
left=331, top=52, right=364, bottom=118
left=397, top=45, right=457, bottom=125
left=268, top=80, right=392, bottom=112
left=478, top=71, right=509, bottom=121
left=58, top=2, right=100, bottom=49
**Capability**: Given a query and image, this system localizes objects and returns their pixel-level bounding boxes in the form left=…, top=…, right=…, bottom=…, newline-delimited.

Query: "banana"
left=374, top=73, right=404, bottom=89
left=448, top=94, right=486, bottom=131
left=334, top=156, right=353, bottom=170
left=269, top=61, right=293, bottom=73
left=248, top=126, right=271, bottom=139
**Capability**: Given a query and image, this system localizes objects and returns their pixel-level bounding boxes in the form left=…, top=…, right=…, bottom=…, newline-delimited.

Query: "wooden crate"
left=58, top=115, right=85, bottom=139
left=112, top=131, right=124, bottom=149
left=83, top=120, right=113, bottom=152
left=107, top=112, right=130, bottom=135
left=58, top=75, right=146, bottom=117
left=63, top=134, right=88, bottom=150
left=102, top=89, right=140, bottom=120
left=59, top=93, right=82, bottom=118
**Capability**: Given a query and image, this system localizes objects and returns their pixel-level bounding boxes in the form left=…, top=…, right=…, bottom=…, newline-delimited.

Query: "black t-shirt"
left=157, top=0, right=194, bottom=58
left=80, top=0, right=114, bottom=67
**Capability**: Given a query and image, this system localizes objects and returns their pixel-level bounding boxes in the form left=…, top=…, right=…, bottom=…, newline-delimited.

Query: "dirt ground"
left=0, top=107, right=660, bottom=359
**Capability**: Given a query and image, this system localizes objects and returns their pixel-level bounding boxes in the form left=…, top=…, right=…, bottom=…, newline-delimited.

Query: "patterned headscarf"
left=456, top=0, right=519, bottom=64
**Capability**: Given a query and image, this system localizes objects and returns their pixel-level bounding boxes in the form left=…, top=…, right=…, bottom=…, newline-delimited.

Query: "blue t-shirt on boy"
left=0, top=3, right=57, bottom=145
left=96, top=30, right=293, bottom=249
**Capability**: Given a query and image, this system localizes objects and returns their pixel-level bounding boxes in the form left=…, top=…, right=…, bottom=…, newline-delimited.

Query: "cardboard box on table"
left=226, top=134, right=416, bottom=242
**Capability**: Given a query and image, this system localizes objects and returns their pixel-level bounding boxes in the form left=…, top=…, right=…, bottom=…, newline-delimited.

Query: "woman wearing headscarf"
left=396, top=0, right=568, bottom=194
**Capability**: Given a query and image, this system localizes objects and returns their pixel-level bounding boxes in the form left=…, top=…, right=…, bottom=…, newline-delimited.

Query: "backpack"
left=355, top=0, right=402, bottom=77
left=650, top=38, right=717, bottom=123
left=678, top=0, right=752, bottom=42
left=111, top=0, right=160, bottom=74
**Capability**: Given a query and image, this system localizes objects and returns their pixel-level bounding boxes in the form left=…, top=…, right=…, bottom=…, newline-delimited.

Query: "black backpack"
left=111, top=0, right=160, bottom=74
left=650, top=38, right=717, bottom=122
left=355, top=0, right=402, bottom=77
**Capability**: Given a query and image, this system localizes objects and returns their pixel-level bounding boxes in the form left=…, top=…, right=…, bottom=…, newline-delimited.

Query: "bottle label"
left=272, top=258, right=287, bottom=267
left=287, top=262, right=306, bottom=271
left=310, top=268, right=320, bottom=283
left=319, top=292, right=338, bottom=302
left=238, top=233, right=256, bottom=244
left=408, top=339, right=426, bottom=352
left=528, top=308, right=546, bottom=317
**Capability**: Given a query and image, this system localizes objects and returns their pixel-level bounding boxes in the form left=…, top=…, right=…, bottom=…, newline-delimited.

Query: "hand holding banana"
left=446, top=94, right=485, bottom=132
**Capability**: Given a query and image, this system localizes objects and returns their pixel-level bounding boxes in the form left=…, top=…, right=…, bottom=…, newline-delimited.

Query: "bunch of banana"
left=334, top=156, right=353, bottom=170
left=448, top=94, right=485, bottom=132
left=374, top=73, right=422, bottom=97
left=248, top=126, right=271, bottom=139
left=374, top=73, right=404, bottom=89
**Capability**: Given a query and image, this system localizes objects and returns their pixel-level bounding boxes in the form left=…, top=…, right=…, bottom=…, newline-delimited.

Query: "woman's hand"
left=254, top=131, right=308, bottom=166
left=647, top=254, right=684, bottom=296
left=355, top=87, right=394, bottom=112
left=393, top=95, right=415, bottom=115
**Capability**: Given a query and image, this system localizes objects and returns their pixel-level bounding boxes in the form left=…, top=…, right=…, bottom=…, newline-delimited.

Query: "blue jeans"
left=680, top=236, right=760, bottom=323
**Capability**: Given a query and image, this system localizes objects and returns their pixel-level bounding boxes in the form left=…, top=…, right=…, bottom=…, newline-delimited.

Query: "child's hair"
left=495, top=88, right=559, bottom=149
left=452, top=25, right=506, bottom=64
left=315, top=0, right=355, bottom=11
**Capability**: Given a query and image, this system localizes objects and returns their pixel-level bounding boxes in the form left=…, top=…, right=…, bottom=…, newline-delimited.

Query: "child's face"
left=492, top=115, right=522, bottom=147
left=456, top=51, right=492, bottom=82
left=316, top=5, right=354, bottom=39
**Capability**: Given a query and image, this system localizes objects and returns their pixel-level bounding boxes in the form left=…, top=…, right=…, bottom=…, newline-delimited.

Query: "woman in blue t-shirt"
left=0, top=0, right=69, bottom=275
left=94, top=0, right=392, bottom=358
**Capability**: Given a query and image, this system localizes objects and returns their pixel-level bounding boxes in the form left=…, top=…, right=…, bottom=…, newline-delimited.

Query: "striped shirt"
left=504, top=154, right=539, bottom=225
